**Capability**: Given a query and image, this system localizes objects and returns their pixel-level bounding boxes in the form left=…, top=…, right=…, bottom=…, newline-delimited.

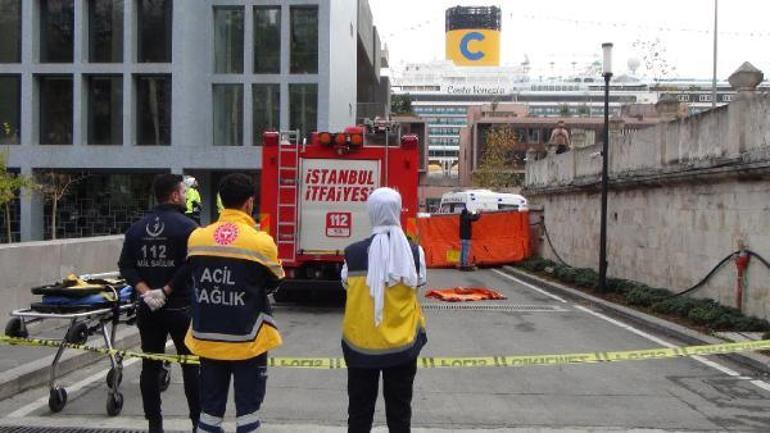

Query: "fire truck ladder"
left=276, top=130, right=301, bottom=263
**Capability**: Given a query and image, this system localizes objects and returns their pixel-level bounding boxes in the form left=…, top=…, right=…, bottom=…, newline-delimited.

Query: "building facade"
left=0, top=0, right=387, bottom=241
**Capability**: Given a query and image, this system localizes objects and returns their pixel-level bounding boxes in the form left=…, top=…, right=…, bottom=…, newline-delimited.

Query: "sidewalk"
left=0, top=321, right=140, bottom=401
left=500, top=265, right=770, bottom=375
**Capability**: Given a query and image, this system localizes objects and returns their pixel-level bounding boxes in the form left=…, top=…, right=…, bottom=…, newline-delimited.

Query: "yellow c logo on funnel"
left=446, top=29, right=500, bottom=66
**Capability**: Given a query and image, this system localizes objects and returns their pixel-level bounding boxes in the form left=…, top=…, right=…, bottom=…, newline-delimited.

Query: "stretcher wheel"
left=106, top=367, right=122, bottom=388
left=48, top=386, right=67, bottom=413
left=106, top=392, right=124, bottom=416
left=5, top=318, right=28, bottom=338
left=159, top=364, right=171, bottom=392
left=65, top=322, right=89, bottom=345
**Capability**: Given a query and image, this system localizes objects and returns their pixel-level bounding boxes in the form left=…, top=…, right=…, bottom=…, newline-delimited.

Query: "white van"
left=437, top=189, right=528, bottom=214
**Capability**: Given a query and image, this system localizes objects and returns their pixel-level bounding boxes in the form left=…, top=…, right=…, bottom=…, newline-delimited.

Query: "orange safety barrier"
left=416, top=211, right=531, bottom=268
left=425, top=287, right=507, bottom=302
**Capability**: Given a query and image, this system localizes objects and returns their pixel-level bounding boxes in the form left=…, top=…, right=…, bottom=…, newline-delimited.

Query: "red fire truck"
left=259, top=124, right=419, bottom=299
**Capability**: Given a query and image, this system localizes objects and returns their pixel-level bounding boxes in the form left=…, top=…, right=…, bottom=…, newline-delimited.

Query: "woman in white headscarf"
left=340, top=187, right=427, bottom=433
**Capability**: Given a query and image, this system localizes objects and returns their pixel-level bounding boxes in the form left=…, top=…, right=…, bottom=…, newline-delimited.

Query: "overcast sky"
left=368, top=0, right=770, bottom=80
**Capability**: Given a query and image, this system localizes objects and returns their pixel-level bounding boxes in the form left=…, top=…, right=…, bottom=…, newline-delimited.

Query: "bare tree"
left=473, top=127, right=522, bottom=189
left=632, top=38, right=677, bottom=80
left=36, top=171, right=89, bottom=240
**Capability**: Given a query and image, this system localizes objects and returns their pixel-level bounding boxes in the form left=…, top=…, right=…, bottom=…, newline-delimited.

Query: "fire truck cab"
left=259, top=123, right=419, bottom=299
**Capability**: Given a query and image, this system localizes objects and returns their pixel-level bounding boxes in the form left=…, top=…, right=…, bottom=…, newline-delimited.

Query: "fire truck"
left=259, top=123, right=419, bottom=300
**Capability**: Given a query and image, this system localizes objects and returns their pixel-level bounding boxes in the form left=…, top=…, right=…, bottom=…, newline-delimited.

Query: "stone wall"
left=0, top=236, right=123, bottom=322
left=524, top=83, right=770, bottom=320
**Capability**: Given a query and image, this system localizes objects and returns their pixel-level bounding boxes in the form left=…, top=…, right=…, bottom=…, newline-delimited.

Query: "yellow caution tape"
left=1, top=336, right=768, bottom=369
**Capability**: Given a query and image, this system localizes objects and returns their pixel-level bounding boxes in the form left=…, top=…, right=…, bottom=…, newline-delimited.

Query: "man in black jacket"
left=118, top=174, right=200, bottom=433
left=459, top=208, right=481, bottom=271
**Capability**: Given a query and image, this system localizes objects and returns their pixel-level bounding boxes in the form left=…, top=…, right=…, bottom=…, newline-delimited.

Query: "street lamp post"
left=599, top=43, right=613, bottom=293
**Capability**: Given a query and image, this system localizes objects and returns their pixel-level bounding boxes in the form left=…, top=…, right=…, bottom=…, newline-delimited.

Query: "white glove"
left=142, top=289, right=167, bottom=312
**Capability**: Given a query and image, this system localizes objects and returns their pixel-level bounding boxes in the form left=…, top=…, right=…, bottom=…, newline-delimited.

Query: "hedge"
left=515, top=258, right=770, bottom=333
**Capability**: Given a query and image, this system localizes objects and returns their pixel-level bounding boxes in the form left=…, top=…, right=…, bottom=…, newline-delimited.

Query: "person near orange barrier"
left=459, top=208, right=481, bottom=270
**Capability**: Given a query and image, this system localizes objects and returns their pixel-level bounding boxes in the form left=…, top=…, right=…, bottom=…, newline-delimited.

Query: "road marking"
left=574, top=305, right=770, bottom=392
left=6, top=340, right=172, bottom=419
left=491, top=269, right=568, bottom=303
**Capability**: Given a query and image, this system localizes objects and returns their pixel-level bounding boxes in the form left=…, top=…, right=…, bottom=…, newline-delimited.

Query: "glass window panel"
left=40, top=0, right=74, bottom=63
left=289, top=83, right=317, bottom=140
left=39, top=76, right=73, bottom=145
left=0, top=1, right=21, bottom=63
left=0, top=75, right=20, bottom=144
left=88, top=76, right=123, bottom=145
left=89, top=0, right=124, bottom=63
left=253, top=6, right=280, bottom=74
left=138, top=0, right=172, bottom=63
left=136, top=75, right=171, bottom=145
left=213, top=84, right=243, bottom=146
left=252, top=84, right=279, bottom=145
left=290, top=6, right=318, bottom=74
left=213, top=7, right=243, bottom=74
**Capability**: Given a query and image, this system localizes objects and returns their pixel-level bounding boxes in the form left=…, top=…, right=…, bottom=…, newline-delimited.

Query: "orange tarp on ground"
left=425, top=288, right=507, bottom=302
left=416, top=211, right=531, bottom=268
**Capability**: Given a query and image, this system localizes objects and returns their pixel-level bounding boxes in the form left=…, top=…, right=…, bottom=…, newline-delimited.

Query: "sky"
left=368, top=0, right=770, bottom=80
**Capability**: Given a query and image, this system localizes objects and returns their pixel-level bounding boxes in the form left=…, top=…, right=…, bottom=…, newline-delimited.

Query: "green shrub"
left=554, top=265, right=579, bottom=283
left=573, top=268, right=599, bottom=289
left=606, top=278, right=638, bottom=294
left=626, top=287, right=671, bottom=307
left=652, top=297, right=707, bottom=316
left=687, top=302, right=730, bottom=326
left=731, top=316, right=770, bottom=332
left=518, top=257, right=556, bottom=273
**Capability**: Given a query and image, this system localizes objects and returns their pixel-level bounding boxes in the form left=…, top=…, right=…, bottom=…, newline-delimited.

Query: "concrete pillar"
left=19, top=167, right=44, bottom=241
left=727, top=62, right=763, bottom=155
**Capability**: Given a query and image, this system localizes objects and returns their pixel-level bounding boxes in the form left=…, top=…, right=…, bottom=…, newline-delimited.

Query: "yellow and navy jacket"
left=341, top=238, right=427, bottom=368
left=183, top=209, right=284, bottom=361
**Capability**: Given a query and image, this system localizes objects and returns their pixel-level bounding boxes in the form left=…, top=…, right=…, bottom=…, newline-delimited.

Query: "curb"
left=500, top=265, right=770, bottom=376
left=0, top=327, right=140, bottom=401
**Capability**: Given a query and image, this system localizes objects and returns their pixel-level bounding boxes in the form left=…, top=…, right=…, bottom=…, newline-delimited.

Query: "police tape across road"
left=2, top=335, right=769, bottom=369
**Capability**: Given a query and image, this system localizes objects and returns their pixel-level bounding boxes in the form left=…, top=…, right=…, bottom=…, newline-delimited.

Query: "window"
left=138, top=0, right=172, bottom=63
left=289, top=83, right=317, bottom=139
left=88, top=76, right=122, bottom=144
left=0, top=75, right=20, bottom=144
left=290, top=6, right=318, bottom=74
left=213, top=84, right=243, bottom=146
left=677, top=94, right=690, bottom=102
left=89, top=0, right=124, bottom=63
left=40, top=0, right=74, bottom=63
left=253, top=6, right=280, bottom=74
left=252, top=84, right=279, bottom=145
left=136, top=75, right=171, bottom=145
left=39, top=76, right=73, bottom=145
left=213, top=7, right=243, bottom=74
left=0, top=1, right=21, bottom=63
left=698, top=95, right=713, bottom=102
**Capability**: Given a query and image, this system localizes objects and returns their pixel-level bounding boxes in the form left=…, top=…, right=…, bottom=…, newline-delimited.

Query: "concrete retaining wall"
left=0, top=236, right=123, bottom=322
left=524, top=91, right=770, bottom=320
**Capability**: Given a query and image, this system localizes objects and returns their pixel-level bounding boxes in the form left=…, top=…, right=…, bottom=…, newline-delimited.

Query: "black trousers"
left=137, top=304, right=201, bottom=424
left=347, top=359, right=418, bottom=433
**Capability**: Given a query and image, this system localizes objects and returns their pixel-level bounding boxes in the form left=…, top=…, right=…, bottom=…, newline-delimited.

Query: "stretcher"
left=3, top=272, right=170, bottom=416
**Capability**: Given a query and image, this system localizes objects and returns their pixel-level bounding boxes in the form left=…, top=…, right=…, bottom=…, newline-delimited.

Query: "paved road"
left=1, top=268, right=769, bottom=432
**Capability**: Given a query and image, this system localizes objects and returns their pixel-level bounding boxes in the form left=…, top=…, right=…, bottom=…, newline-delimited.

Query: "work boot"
left=148, top=419, right=163, bottom=433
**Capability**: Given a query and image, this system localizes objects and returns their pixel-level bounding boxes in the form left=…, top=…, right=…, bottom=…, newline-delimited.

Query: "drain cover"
left=0, top=428, right=144, bottom=433
left=422, top=304, right=568, bottom=312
